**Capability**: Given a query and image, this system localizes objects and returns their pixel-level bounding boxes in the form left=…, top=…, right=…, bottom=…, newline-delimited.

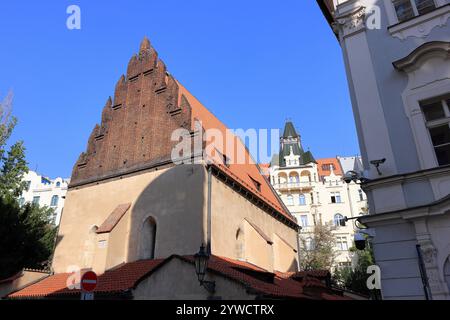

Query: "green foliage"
left=0, top=196, right=57, bottom=279
left=0, top=91, right=57, bottom=279
left=299, top=224, right=337, bottom=271
left=333, top=244, right=376, bottom=296
left=0, top=91, right=28, bottom=198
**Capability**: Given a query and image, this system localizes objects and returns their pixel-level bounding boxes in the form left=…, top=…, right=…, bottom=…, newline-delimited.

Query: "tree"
left=299, top=224, right=337, bottom=271
left=0, top=197, right=57, bottom=279
left=0, top=91, right=28, bottom=197
left=333, top=242, right=380, bottom=298
left=0, top=91, right=57, bottom=279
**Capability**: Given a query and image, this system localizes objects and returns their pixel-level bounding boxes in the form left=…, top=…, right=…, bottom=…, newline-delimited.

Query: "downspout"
left=416, top=244, right=432, bottom=300
left=296, top=226, right=302, bottom=271
left=207, top=166, right=212, bottom=255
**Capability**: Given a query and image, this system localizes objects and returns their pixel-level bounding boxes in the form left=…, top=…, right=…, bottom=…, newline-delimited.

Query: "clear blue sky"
left=0, top=0, right=359, bottom=179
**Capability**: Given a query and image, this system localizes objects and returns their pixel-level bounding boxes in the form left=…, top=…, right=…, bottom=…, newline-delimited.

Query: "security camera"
left=370, top=158, right=386, bottom=176
left=354, top=232, right=366, bottom=250
left=369, top=158, right=386, bottom=166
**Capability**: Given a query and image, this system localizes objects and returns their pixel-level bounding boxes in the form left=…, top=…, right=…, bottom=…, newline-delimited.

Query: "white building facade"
left=19, top=171, right=70, bottom=225
left=318, top=0, right=450, bottom=299
left=269, top=122, right=368, bottom=268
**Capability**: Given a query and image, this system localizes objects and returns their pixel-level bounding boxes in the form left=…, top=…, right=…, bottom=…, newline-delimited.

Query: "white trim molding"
left=388, top=3, right=450, bottom=41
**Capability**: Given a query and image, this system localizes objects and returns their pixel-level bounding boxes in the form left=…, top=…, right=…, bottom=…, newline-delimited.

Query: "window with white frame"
left=358, top=189, right=364, bottom=201
left=32, top=196, right=40, bottom=205
left=391, top=0, right=437, bottom=23
left=330, top=192, right=342, bottom=204
left=300, top=215, right=308, bottom=227
left=286, top=194, right=294, bottom=206
left=421, top=97, right=450, bottom=166
left=50, top=195, right=59, bottom=207
left=334, top=214, right=346, bottom=227
left=336, top=236, right=349, bottom=251
left=298, top=194, right=306, bottom=206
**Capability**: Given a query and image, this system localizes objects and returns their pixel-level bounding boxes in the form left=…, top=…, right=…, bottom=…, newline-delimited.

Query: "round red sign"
left=81, top=271, right=98, bottom=292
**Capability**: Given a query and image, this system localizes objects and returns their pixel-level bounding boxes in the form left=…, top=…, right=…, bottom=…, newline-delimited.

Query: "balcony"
left=273, top=181, right=313, bottom=191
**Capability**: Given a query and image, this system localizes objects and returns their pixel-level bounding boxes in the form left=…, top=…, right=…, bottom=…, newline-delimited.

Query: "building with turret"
left=2, top=38, right=352, bottom=300
left=269, top=121, right=368, bottom=268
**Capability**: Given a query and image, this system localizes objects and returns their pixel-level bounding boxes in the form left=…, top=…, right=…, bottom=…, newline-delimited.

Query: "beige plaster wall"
left=133, top=258, right=255, bottom=300
left=209, top=175, right=299, bottom=272
left=273, top=234, right=298, bottom=272
left=52, top=164, right=206, bottom=274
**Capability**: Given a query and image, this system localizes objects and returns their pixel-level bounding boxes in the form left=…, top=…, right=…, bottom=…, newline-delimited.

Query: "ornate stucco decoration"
left=393, top=41, right=450, bottom=90
left=332, top=5, right=366, bottom=38
left=389, top=5, right=450, bottom=41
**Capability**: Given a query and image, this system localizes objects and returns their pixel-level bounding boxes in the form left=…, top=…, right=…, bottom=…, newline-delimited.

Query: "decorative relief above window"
left=387, top=2, right=450, bottom=40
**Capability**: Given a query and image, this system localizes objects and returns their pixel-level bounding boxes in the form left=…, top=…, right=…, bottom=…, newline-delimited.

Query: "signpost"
left=80, top=271, right=97, bottom=300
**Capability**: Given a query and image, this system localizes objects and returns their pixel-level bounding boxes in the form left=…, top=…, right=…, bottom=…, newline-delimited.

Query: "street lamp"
left=194, top=244, right=215, bottom=294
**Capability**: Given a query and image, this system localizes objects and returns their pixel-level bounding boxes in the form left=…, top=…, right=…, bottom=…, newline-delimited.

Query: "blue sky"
left=0, top=0, right=359, bottom=179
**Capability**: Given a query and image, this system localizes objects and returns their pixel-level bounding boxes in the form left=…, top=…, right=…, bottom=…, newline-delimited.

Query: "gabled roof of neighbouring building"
left=7, top=255, right=351, bottom=300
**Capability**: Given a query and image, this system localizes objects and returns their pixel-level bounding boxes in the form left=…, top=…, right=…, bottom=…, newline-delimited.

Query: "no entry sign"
left=81, top=271, right=98, bottom=292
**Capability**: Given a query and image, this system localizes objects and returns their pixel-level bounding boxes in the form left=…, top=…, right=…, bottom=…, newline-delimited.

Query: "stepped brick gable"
left=71, top=37, right=192, bottom=186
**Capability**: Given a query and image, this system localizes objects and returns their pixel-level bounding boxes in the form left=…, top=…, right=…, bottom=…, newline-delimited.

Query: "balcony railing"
left=273, top=182, right=313, bottom=190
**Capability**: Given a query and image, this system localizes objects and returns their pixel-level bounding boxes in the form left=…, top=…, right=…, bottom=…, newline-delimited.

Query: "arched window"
left=286, top=195, right=294, bottom=206
left=334, top=214, right=345, bottom=227
left=50, top=195, right=59, bottom=207
left=298, top=194, right=306, bottom=206
left=56, top=181, right=61, bottom=188
left=236, top=229, right=245, bottom=261
left=141, top=217, right=157, bottom=260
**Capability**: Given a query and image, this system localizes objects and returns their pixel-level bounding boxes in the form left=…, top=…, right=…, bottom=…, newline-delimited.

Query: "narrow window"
left=421, top=97, right=450, bottom=166
left=358, top=189, right=364, bottom=201
left=300, top=215, right=308, bottom=227
left=298, top=194, right=306, bottom=205
left=32, top=196, right=40, bottom=205
left=334, top=214, right=345, bottom=227
left=286, top=194, right=294, bottom=206
left=50, top=195, right=59, bottom=207
left=142, top=217, right=157, bottom=260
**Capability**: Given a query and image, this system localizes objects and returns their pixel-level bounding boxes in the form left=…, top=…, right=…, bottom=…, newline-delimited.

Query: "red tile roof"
left=8, top=259, right=164, bottom=299
left=316, top=158, right=343, bottom=178
left=8, top=256, right=349, bottom=300
left=178, top=83, right=296, bottom=226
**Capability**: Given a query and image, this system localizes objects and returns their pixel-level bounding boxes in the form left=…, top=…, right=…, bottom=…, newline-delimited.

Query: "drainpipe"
left=207, top=166, right=212, bottom=255
left=416, top=244, right=432, bottom=300
left=296, top=226, right=302, bottom=271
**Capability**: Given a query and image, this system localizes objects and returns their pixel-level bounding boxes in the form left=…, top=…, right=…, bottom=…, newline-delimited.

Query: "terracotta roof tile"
left=177, top=83, right=296, bottom=226
left=316, top=158, right=343, bottom=178
left=9, top=256, right=348, bottom=300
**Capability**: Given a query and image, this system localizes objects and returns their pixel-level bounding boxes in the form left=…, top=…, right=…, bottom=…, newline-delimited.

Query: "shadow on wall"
left=127, top=164, right=206, bottom=262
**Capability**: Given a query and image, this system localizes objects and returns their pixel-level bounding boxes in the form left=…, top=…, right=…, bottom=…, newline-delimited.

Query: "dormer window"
left=249, top=175, right=262, bottom=192
left=392, top=0, right=436, bottom=23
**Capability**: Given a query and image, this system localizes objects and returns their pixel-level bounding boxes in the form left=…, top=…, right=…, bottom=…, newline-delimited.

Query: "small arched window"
left=56, top=181, right=61, bottom=188
left=141, top=217, right=157, bottom=260
left=334, top=214, right=345, bottom=227
left=236, top=229, right=245, bottom=261
left=50, top=195, right=59, bottom=207
left=286, top=195, right=294, bottom=206
left=298, top=194, right=306, bottom=206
